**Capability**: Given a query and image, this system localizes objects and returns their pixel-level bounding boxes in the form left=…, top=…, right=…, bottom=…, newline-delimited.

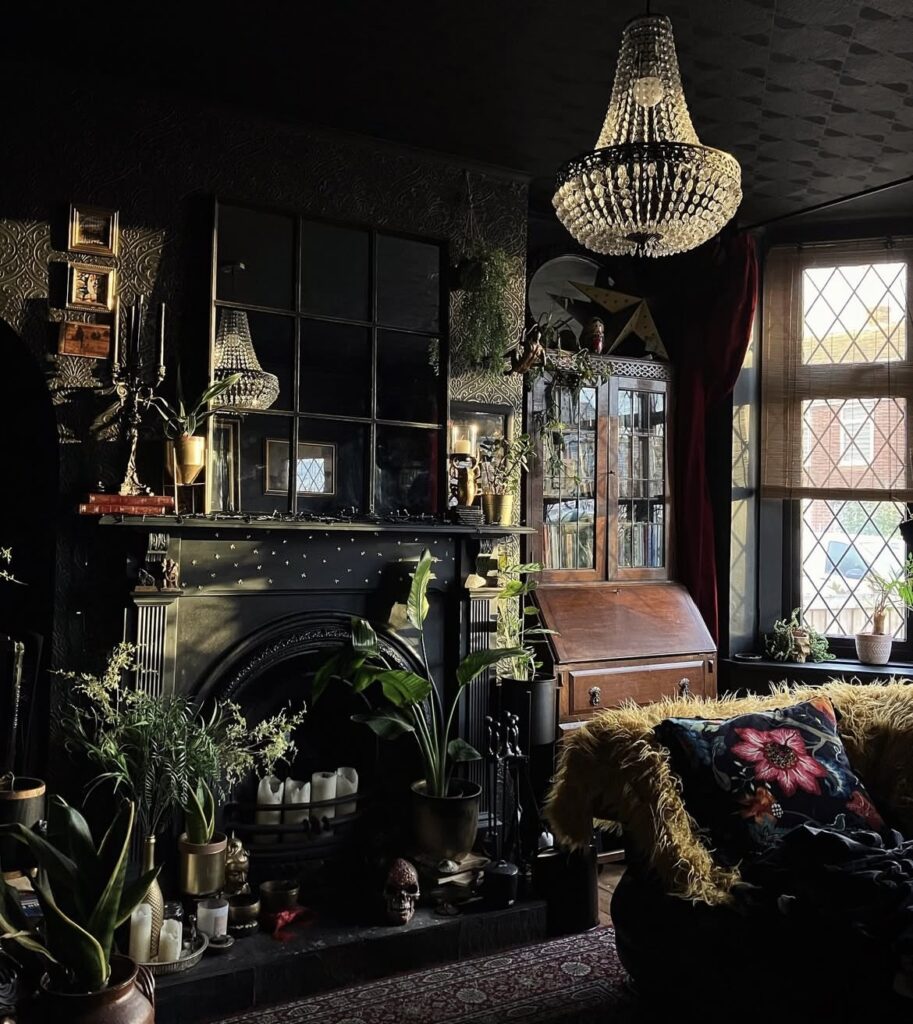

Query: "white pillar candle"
left=129, top=904, right=152, bottom=964
left=197, top=897, right=229, bottom=938
left=335, top=766, right=359, bottom=818
left=157, top=919, right=182, bottom=963
left=310, top=771, right=337, bottom=825
left=283, top=778, right=310, bottom=840
left=255, top=775, right=284, bottom=843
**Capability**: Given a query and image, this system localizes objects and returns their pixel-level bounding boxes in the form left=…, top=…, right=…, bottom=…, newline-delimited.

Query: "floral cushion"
left=654, top=695, right=886, bottom=865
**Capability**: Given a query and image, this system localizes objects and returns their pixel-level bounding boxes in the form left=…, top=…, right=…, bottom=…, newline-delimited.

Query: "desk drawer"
left=567, top=659, right=708, bottom=716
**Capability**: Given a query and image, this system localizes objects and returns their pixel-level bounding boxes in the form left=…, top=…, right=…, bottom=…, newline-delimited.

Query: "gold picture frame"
left=67, top=263, right=116, bottom=311
left=57, top=320, right=112, bottom=359
left=68, top=204, right=119, bottom=257
left=264, top=439, right=336, bottom=496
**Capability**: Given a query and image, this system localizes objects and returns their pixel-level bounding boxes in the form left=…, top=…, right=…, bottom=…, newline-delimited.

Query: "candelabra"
left=111, top=296, right=166, bottom=497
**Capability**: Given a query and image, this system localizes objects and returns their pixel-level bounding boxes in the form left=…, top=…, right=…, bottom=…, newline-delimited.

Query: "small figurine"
left=384, top=858, right=420, bottom=925
left=161, top=557, right=180, bottom=590
left=505, top=322, right=545, bottom=376
left=581, top=316, right=606, bottom=354
left=223, top=832, right=251, bottom=895
left=136, top=567, right=156, bottom=589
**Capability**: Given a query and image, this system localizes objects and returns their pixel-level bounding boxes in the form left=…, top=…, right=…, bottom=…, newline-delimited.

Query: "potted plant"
left=0, top=795, right=157, bottom=1022
left=764, top=608, right=834, bottom=663
left=59, top=643, right=306, bottom=910
left=453, top=245, right=514, bottom=374
left=495, top=562, right=559, bottom=747
left=478, top=432, right=535, bottom=526
left=151, top=372, right=240, bottom=484
left=0, top=547, right=44, bottom=879
left=856, top=556, right=913, bottom=665
left=315, top=550, right=523, bottom=863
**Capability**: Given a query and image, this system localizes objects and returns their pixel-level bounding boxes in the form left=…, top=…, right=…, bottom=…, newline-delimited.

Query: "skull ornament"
left=384, top=858, right=420, bottom=925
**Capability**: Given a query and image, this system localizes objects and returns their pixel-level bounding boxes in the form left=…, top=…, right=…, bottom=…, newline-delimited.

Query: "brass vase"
left=165, top=435, right=206, bottom=485
left=178, top=831, right=228, bottom=897
left=31, top=955, right=154, bottom=1024
left=139, top=836, right=163, bottom=961
left=481, top=493, right=514, bottom=526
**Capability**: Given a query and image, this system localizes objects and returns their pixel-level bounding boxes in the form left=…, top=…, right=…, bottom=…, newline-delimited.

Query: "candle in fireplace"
left=335, top=766, right=358, bottom=818
left=310, top=771, right=337, bottom=826
left=283, top=778, right=310, bottom=839
left=255, top=775, right=284, bottom=843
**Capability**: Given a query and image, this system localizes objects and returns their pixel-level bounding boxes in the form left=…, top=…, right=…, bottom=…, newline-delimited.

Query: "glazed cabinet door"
left=609, top=376, right=671, bottom=581
left=528, top=375, right=608, bottom=582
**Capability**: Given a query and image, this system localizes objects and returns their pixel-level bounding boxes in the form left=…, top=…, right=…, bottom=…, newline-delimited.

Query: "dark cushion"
left=654, top=695, right=885, bottom=865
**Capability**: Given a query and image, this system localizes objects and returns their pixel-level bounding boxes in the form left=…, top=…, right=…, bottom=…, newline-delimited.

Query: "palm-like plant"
left=315, top=550, right=523, bottom=798
left=0, top=796, right=157, bottom=993
left=495, top=562, right=557, bottom=681
left=150, top=372, right=241, bottom=440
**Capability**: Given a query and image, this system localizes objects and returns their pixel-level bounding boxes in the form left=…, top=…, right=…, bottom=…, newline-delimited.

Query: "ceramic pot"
left=499, top=675, right=558, bottom=747
left=481, top=493, right=513, bottom=526
left=178, top=831, right=227, bottom=897
left=0, top=777, right=45, bottom=876
left=29, top=955, right=154, bottom=1024
left=855, top=632, right=893, bottom=666
left=165, top=435, right=206, bottom=485
left=411, top=778, right=481, bottom=864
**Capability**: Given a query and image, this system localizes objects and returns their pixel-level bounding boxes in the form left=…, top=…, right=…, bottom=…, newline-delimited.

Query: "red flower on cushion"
left=731, top=727, right=828, bottom=797
left=739, top=786, right=779, bottom=824
left=846, top=788, right=884, bottom=828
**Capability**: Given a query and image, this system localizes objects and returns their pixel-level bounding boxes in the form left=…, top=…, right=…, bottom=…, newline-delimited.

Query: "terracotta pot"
left=178, top=831, right=227, bottom=896
left=411, top=778, right=481, bottom=863
left=29, top=955, right=154, bottom=1024
left=165, top=435, right=206, bottom=485
left=0, top=777, right=45, bottom=876
left=855, top=632, right=893, bottom=666
left=481, top=493, right=514, bottom=526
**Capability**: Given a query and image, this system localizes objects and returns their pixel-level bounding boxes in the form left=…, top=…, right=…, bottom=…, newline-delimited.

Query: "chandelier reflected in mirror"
left=213, top=308, right=279, bottom=410
left=553, top=15, right=741, bottom=258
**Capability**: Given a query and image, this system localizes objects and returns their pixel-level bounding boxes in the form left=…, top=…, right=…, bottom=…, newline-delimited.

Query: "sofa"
left=546, top=680, right=913, bottom=1021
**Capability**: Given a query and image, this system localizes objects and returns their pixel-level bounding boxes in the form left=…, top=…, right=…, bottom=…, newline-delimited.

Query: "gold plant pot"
left=481, top=492, right=514, bottom=526
left=165, top=435, right=206, bottom=486
left=178, top=831, right=228, bottom=897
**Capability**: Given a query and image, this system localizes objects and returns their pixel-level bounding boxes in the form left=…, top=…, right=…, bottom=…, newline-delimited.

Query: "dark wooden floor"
left=597, top=863, right=625, bottom=926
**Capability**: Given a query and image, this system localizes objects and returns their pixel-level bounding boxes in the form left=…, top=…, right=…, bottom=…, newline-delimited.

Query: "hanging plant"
left=455, top=245, right=514, bottom=374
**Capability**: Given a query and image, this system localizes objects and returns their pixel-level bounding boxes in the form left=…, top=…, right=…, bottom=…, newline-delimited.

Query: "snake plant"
left=182, top=779, right=217, bottom=844
left=0, top=796, right=158, bottom=993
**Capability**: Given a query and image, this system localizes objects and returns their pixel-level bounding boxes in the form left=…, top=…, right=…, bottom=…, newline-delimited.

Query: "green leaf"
left=351, top=617, right=379, bottom=655
left=0, top=823, right=81, bottom=906
left=407, top=551, right=436, bottom=630
left=497, top=580, right=525, bottom=599
left=311, top=651, right=345, bottom=703
left=34, top=876, right=109, bottom=992
left=115, top=866, right=161, bottom=929
left=456, top=647, right=526, bottom=688
left=375, top=670, right=432, bottom=708
left=88, top=801, right=136, bottom=964
left=447, top=738, right=481, bottom=763
left=523, top=605, right=540, bottom=615
left=351, top=710, right=415, bottom=740
left=352, top=664, right=383, bottom=694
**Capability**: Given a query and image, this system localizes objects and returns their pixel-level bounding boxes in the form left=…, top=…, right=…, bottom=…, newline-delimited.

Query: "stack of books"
left=78, top=493, right=175, bottom=516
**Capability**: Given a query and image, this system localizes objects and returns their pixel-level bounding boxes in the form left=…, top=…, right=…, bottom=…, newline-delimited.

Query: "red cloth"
left=672, top=231, right=758, bottom=642
left=264, top=905, right=317, bottom=941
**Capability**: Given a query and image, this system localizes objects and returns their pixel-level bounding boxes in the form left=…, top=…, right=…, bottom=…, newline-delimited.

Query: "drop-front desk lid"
left=536, top=582, right=715, bottom=665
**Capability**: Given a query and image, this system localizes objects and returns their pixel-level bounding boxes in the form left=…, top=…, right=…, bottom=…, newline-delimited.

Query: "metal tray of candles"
left=140, top=933, right=209, bottom=977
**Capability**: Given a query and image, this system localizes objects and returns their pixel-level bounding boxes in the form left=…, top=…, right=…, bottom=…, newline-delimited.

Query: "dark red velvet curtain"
left=672, top=231, right=759, bottom=643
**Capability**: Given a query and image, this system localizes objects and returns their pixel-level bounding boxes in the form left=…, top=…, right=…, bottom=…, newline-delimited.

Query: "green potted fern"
left=0, top=796, right=157, bottom=1022
left=316, top=550, right=523, bottom=863
left=177, top=780, right=226, bottom=897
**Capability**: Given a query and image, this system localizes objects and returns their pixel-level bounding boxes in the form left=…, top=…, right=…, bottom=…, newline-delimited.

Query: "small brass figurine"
left=161, top=557, right=180, bottom=590
left=505, top=322, right=545, bottom=376
left=224, top=832, right=251, bottom=896
left=449, top=452, right=480, bottom=508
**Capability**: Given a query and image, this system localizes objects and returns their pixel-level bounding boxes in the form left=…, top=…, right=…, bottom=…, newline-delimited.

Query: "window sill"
left=724, top=656, right=913, bottom=678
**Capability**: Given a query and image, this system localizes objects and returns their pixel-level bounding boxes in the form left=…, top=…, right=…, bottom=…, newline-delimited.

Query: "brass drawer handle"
left=678, top=678, right=690, bottom=696
left=588, top=686, right=602, bottom=707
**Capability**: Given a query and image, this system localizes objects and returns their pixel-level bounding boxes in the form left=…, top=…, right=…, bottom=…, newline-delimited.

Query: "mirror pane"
left=377, top=330, right=441, bottom=424
left=376, top=234, right=441, bottom=332
left=300, top=320, right=371, bottom=418
left=217, top=205, right=295, bottom=311
left=301, top=221, right=370, bottom=321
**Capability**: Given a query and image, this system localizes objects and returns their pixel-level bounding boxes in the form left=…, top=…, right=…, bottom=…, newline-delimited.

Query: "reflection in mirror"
left=376, top=425, right=441, bottom=514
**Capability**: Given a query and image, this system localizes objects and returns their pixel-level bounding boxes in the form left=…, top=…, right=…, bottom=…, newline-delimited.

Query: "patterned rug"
left=216, top=927, right=639, bottom=1024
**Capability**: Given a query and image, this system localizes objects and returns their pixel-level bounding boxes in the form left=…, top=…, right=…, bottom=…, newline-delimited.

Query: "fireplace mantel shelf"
left=98, top=514, right=536, bottom=536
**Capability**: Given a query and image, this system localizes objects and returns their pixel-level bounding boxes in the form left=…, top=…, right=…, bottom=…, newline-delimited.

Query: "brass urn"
left=165, top=435, right=206, bottom=485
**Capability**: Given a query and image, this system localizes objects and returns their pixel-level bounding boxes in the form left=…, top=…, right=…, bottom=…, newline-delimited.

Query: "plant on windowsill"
left=150, top=371, right=240, bottom=485
left=314, top=549, right=524, bottom=864
left=0, top=795, right=158, bottom=1020
left=764, top=608, right=835, bottom=664
left=855, top=555, right=913, bottom=666
left=478, top=432, right=535, bottom=526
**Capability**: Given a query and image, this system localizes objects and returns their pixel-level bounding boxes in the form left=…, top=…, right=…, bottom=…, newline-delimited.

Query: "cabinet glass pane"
left=376, top=235, right=441, bottom=332
left=375, top=425, right=441, bottom=514
left=377, top=330, right=441, bottom=423
left=299, top=320, right=371, bottom=418
left=301, top=221, right=370, bottom=321
left=542, top=386, right=597, bottom=570
left=295, top=418, right=368, bottom=513
left=217, top=205, right=295, bottom=311
left=617, top=387, right=665, bottom=568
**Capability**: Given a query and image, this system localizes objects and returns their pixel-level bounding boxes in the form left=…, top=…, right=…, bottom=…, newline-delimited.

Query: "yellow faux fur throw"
left=545, top=679, right=913, bottom=906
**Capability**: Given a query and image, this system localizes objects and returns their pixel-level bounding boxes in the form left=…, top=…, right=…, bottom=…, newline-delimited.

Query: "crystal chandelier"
left=213, top=309, right=279, bottom=410
left=553, top=14, right=741, bottom=258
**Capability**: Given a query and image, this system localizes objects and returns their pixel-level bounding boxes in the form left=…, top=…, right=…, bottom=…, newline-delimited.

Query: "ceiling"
left=8, top=0, right=913, bottom=228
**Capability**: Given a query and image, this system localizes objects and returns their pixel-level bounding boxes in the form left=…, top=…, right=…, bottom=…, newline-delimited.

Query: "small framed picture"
left=67, top=263, right=116, bottom=311
left=68, top=204, right=119, bottom=257
left=58, top=320, right=112, bottom=359
left=264, top=439, right=336, bottom=496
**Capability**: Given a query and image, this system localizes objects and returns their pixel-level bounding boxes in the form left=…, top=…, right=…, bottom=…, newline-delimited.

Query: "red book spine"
left=86, top=493, right=174, bottom=508
left=79, top=504, right=174, bottom=516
